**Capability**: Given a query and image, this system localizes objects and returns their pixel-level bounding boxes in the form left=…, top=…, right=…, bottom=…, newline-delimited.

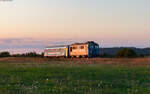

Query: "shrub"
left=116, top=48, right=138, bottom=58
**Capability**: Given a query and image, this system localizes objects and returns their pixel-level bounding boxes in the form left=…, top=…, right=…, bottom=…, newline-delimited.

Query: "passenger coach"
left=44, top=45, right=69, bottom=57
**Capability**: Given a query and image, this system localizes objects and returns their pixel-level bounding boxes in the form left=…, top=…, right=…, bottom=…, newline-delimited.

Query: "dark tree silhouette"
left=116, top=48, right=138, bottom=58
left=0, top=52, right=11, bottom=57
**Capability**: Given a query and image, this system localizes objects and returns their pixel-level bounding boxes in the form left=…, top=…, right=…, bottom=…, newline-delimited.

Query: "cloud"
left=0, top=38, right=77, bottom=49
left=0, top=38, right=77, bottom=54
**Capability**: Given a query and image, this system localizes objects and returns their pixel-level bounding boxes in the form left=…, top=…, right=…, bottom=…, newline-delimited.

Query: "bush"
left=0, top=52, right=11, bottom=57
left=116, top=48, right=138, bottom=58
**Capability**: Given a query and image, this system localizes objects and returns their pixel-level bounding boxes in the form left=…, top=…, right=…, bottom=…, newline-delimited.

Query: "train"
left=44, top=41, right=99, bottom=58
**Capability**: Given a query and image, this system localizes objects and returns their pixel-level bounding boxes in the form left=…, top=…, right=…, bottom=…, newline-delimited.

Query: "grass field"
left=0, top=57, right=150, bottom=94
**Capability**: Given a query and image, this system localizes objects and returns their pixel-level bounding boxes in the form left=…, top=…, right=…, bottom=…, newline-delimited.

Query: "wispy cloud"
left=0, top=38, right=78, bottom=49
left=0, top=38, right=77, bottom=53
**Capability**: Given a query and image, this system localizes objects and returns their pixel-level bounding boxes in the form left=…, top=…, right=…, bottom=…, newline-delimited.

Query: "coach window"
left=95, top=46, right=99, bottom=49
left=80, top=46, right=84, bottom=49
left=73, top=47, right=77, bottom=49
left=91, top=46, right=94, bottom=49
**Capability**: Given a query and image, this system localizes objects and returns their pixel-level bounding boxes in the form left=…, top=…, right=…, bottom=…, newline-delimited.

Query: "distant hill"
left=100, top=47, right=150, bottom=56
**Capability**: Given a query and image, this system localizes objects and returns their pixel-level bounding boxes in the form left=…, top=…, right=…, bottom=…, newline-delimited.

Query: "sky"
left=0, top=0, right=150, bottom=52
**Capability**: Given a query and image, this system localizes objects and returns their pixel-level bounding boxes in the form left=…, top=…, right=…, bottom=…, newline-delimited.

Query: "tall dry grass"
left=0, top=57, right=150, bottom=66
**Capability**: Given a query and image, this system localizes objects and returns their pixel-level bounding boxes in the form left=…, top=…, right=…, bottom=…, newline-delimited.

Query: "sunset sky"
left=0, top=0, right=150, bottom=52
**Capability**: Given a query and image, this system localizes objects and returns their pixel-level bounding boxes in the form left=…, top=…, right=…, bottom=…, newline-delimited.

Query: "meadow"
left=0, top=57, right=150, bottom=94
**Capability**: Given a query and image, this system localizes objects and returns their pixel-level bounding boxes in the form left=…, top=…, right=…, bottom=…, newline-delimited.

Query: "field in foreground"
left=0, top=57, right=150, bottom=94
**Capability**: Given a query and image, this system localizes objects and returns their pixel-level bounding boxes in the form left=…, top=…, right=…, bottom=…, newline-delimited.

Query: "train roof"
left=45, top=41, right=99, bottom=49
left=45, top=45, right=69, bottom=48
left=71, top=41, right=99, bottom=45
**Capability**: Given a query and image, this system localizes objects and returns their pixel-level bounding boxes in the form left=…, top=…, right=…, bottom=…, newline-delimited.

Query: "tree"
left=0, top=52, right=11, bottom=57
left=25, top=52, right=39, bottom=57
left=116, top=48, right=138, bottom=58
left=41, top=52, right=44, bottom=57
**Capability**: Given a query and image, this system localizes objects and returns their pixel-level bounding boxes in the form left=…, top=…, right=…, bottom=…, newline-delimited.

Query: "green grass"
left=0, top=58, right=150, bottom=94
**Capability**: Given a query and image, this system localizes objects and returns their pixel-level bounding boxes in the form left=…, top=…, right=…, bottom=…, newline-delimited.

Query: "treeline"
left=100, top=48, right=150, bottom=58
left=0, top=52, right=44, bottom=57
left=100, top=47, right=150, bottom=57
